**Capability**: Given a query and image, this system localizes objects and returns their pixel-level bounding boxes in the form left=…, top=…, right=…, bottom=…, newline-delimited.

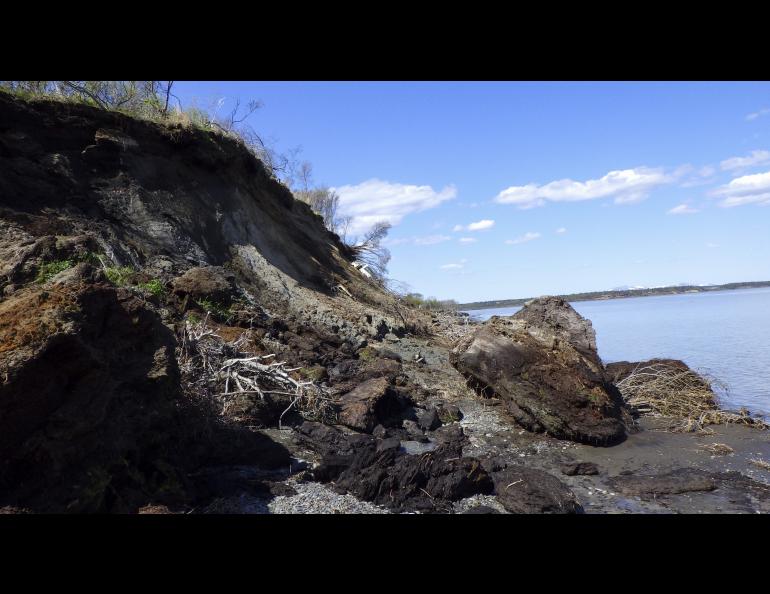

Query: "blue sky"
left=172, top=82, right=770, bottom=303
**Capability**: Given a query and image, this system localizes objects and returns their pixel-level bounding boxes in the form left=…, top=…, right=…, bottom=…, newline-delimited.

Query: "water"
left=465, top=287, right=770, bottom=415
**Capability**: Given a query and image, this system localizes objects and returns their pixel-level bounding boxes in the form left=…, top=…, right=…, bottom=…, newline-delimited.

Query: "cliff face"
left=1, top=92, right=347, bottom=295
left=0, top=92, right=420, bottom=512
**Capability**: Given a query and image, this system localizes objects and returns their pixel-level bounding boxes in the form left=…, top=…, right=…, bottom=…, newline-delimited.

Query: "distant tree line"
left=401, top=293, right=458, bottom=311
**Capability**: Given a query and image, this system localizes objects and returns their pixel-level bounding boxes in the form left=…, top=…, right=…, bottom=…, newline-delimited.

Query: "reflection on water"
left=466, top=287, right=770, bottom=415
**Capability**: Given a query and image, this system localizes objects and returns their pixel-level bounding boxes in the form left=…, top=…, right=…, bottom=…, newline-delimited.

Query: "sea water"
left=465, top=287, right=770, bottom=416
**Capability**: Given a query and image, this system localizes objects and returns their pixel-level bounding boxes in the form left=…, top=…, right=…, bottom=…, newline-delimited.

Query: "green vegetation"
left=104, top=266, right=134, bottom=286
left=138, top=278, right=166, bottom=298
left=36, top=259, right=73, bottom=283
left=401, top=292, right=458, bottom=311
left=195, top=298, right=232, bottom=321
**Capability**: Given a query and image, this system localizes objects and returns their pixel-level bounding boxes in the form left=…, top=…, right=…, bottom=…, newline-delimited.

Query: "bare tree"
left=350, top=221, right=392, bottom=280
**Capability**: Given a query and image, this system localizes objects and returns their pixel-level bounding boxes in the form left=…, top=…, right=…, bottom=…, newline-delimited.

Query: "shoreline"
left=458, top=281, right=770, bottom=311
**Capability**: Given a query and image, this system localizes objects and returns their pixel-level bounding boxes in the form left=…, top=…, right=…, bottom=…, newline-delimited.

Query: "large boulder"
left=337, top=377, right=410, bottom=433
left=512, top=296, right=600, bottom=363
left=0, top=266, right=184, bottom=511
left=451, top=297, right=631, bottom=446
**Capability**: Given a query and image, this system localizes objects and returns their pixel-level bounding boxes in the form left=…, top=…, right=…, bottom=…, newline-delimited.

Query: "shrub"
left=36, top=259, right=73, bottom=283
left=104, top=266, right=134, bottom=286
left=139, top=279, right=166, bottom=298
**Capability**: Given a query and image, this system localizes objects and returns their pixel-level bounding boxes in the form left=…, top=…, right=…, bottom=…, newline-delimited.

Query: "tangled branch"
left=616, top=363, right=769, bottom=433
left=178, top=317, right=335, bottom=427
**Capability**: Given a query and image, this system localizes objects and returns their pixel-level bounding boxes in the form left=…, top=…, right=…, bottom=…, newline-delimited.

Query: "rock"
left=437, top=404, right=463, bottom=423
left=607, top=468, right=718, bottom=498
left=172, top=266, right=236, bottom=302
left=561, top=461, right=600, bottom=476
left=450, top=297, right=630, bottom=446
left=328, top=357, right=402, bottom=394
left=0, top=277, right=182, bottom=511
left=402, top=419, right=427, bottom=440
left=417, top=407, right=442, bottom=431
left=372, top=424, right=388, bottom=439
left=512, top=296, right=599, bottom=363
left=338, top=377, right=399, bottom=433
left=492, top=466, right=583, bottom=514
left=330, top=442, right=493, bottom=513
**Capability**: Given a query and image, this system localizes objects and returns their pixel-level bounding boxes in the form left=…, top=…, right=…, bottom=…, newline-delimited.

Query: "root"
left=177, top=316, right=336, bottom=426
left=616, top=363, right=769, bottom=433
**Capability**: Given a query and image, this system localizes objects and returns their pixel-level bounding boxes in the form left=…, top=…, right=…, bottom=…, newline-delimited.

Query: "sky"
left=172, top=81, right=770, bottom=303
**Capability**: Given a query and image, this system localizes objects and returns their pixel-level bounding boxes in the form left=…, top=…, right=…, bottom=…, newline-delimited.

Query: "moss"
left=357, top=346, right=378, bottom=361
left=36, top=259, right=73, bottom=283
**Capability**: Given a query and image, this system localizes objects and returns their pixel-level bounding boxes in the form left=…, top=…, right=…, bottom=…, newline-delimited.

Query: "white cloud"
left=712, top=170, right=770, bottom=207
left=331, top=178, right=457, bottom=235
left=720, top=150, right=770, bottom=171
left=505, top=232, right=541, bottom=245
left=679, top=164, right=718, bottom=188
left=494, top=167, right=673, bottom=209
left=458, top=237, right=477, bottom=244
left=440, top=258, right=468, bottom=271
left=453, top=219, right=495, bottom=232
left=555, top=227, right=567, bottom=234
left=706, top=242, right=719, bottom=248
left=667, top=204, right=699, bottom=215
left=746, top=108, right=770, bottom=122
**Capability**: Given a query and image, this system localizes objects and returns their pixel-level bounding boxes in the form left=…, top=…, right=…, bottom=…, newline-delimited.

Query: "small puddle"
left=400, top=440, right=438, bottom=455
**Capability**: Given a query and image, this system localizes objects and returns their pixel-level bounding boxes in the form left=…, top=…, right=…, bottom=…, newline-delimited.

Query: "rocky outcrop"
left=0, top=265, right=185, bottom=511
left=307, top=423, right=493, bottom=513
left=451, top=297, right=631, bottom=446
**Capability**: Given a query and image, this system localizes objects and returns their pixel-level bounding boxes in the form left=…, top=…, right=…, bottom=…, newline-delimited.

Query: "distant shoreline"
left=458, top=281, right=770, bottom=311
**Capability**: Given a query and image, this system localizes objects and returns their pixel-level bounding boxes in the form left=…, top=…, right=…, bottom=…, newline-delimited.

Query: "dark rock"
left=437, top=404, right=463, bottom=423
left=372, top=425, right=388, bottom=439
left=561, top=461, right=600, bottom=476
left=331, top=442, right=493, bottom=513
left=377, top=437, right=402, bottom=452
left=338, top=377, right=398, bottom=433
left=512, top=296, right=599, bottom=364
left=492, top=466, right=583, bottom=514
left=451, top=297, right=630, bottom=446
left=417, top=407, right=442, bottom=431
left=376, top=348, right=403, bottom=362
left=607, top=468, right=719, bottom=498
